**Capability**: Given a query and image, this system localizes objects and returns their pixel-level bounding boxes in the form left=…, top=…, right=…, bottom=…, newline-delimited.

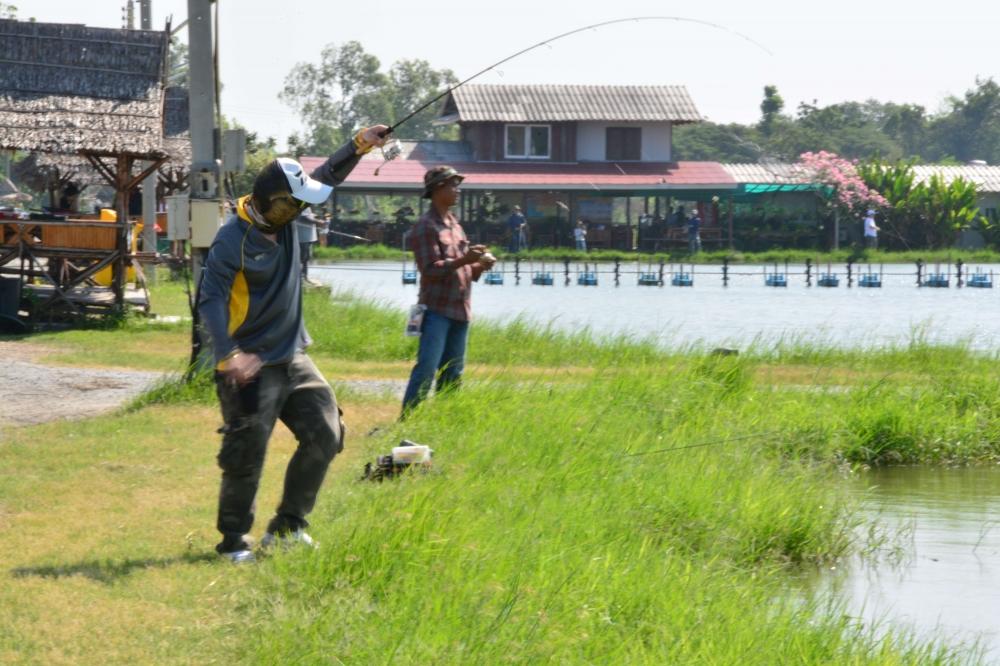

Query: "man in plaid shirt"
left=402, top=166, right=496, bottom=415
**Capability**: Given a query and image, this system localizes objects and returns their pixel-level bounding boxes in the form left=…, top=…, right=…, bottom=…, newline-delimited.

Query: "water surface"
left=313, top=261, right=1000, bottom=350
left=829, top=467, right=1000, bottom=661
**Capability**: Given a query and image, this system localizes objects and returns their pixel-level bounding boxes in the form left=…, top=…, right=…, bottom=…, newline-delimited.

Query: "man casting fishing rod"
left=198, top=125, right=389, bottom=563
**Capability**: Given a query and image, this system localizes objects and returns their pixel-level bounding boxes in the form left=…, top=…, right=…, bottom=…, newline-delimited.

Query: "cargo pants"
left=214, top=353, right=344, bottom=553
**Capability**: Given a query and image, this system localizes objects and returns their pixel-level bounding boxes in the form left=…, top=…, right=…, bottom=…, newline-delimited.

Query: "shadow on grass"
left=10, top=552, right=218, bottom=584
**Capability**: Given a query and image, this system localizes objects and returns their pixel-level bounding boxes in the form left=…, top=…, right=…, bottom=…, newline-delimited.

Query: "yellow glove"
left=353, top=129, right=376, bottom=156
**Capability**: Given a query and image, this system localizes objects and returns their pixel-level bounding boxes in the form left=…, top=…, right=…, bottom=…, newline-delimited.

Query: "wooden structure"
left=0, top=19, right=174, bottom=317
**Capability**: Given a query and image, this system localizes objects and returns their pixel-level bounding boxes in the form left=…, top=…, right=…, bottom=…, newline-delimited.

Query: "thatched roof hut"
left=25, top=84, right=192, bottom=197
left=0, top=19, right=181, bottom=306
left=0, top=19, right=170, bottom=158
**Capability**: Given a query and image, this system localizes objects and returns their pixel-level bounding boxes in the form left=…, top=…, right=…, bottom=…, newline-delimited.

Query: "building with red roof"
left=304, top=84, right=741, bottom=250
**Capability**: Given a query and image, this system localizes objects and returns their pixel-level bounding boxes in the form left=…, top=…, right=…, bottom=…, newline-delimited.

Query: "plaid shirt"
left=409, top=208, right=483, bottom=322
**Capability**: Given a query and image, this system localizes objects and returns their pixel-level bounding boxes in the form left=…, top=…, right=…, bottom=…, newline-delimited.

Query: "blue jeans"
left=401, top=310, right=470, bottom=415
left=575, top=239, right=586, bottom=251
left=509, top=232, right=521, bottom=253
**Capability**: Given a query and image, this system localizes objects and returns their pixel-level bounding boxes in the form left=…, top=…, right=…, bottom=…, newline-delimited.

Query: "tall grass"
left=304, top=289, right=667, bottom=367
left=236, top=367, right=961, bottom=664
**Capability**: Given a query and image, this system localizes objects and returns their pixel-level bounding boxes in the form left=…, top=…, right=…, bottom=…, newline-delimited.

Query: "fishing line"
left=623, top=429, right=784, bottom=457
left=381, top=15, right=773, bottom=139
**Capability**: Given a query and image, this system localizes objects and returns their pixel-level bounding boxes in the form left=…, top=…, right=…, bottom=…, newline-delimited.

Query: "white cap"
left=277, top=157, right=332, bottom=204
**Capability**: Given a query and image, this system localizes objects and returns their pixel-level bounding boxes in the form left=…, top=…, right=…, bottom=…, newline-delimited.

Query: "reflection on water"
left=312, top=261, right=1000, bottom=350
left=832, top=467, right=1000, bottom=661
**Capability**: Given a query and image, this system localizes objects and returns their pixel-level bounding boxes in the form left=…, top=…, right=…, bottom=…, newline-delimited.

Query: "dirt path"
left=0, top=342, right=164, bottom=431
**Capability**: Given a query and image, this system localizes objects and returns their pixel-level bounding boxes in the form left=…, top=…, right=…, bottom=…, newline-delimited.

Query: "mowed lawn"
left=0, top=397, right=400, bottom=665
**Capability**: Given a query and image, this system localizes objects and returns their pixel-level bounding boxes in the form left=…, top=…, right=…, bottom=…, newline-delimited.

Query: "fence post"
left=614, top=259, right=621, bottom=287
left=805, top=257, right=812, bottom=287
left=956, top=259, right=963, bottom=288
left=515, top=257, right=521, bottom=285
left=916, top=259, right=923, bottom=287
left=722, top=257, right=729, bottom=287
left=658, top=259, right=665, bottom=287
left=847, top=260, right=853, bottom=288
left=564, top=258, right=571, bottom=286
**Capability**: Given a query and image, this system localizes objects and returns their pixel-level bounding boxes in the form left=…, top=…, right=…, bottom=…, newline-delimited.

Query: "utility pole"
left=140, top=0, right=157, bottom=283
left=186, top=0, right=222, bottom=287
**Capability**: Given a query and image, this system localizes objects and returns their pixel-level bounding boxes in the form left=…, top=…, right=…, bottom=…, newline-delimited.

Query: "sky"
left=14, top=0, right=1000, bottom=151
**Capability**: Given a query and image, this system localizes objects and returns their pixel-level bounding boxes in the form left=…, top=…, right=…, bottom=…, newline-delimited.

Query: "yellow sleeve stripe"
left=227, top=269, right=250, bottom=337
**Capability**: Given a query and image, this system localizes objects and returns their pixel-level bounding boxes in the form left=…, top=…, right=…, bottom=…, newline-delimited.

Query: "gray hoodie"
left=197, top=139, right=363, bottom=365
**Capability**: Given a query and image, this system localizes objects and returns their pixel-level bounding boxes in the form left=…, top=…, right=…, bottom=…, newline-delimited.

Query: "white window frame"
left=505, top=124, right=551, bottom=159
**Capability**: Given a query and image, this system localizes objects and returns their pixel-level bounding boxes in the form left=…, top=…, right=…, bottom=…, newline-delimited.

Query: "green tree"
left=758, top=85, right=784, bottom=136
left=880, top=103, right=927, bottom=159
left=0, top=3, right=17, bottom=18
left=672, top=122, right=763, bottom=162
left=281, top=41, right=457, bottom=156
left=926, top=78, right=1000, bottom=164
left=167, top=37, right=189, bottom=88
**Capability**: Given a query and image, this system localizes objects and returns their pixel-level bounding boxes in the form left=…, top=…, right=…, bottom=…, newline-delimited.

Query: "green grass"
left=3, top=274, right=997, bottom=662
left=314, top=243, right=1000, bottom=266
left=234, top=366, right=963, bottom=664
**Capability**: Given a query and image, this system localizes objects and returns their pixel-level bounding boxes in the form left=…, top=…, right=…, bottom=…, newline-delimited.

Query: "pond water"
left=830, top=467, right=1000, bottom=661
left=312, top=261, right=1000, bottom=350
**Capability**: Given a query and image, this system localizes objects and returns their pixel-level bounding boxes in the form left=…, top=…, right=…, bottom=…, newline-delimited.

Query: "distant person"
left=687, top=207, right=702, bottom=254
left=402, top=166, right=495, bottom=417
left=863, top=209, right=880, bottom=249
left=294, top=208, right=323, bottom=285
left=507, top=205, right=526, bottom=252
left=574, top=219, right=587, bottom=251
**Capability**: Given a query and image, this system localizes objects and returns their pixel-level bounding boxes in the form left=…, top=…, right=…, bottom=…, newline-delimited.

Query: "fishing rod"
left=373, top=15, right=773, bottom=174
left=327, top=228, right=373, bottom=243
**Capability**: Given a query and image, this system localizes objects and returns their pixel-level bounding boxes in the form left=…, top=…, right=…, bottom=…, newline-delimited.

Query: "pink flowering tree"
left=799, top=150, right=890, bottom=216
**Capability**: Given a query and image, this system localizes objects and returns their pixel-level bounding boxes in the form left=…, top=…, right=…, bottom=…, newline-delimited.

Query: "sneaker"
left=220, top=548, right=256, bottom=564
left=260, top=529, right=317, bottom=551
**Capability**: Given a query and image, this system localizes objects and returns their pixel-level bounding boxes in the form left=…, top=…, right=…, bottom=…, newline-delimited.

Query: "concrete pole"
left=187, top=0, right=219, bottom=288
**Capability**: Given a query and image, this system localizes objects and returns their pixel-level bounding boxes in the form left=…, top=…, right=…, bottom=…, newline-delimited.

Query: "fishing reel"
left=374, top=138, right=403, bottom=177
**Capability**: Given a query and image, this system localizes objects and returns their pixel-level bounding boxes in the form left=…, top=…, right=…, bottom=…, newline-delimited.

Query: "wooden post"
left=113, top=154, right=131, bottom=311
left=727, top=195, right=734, bottom=250
left=625, top=197, right=632, bottom=251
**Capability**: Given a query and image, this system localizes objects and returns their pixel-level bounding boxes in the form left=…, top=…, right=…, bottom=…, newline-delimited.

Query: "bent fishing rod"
left=374, top=15, right=772, bottom=173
